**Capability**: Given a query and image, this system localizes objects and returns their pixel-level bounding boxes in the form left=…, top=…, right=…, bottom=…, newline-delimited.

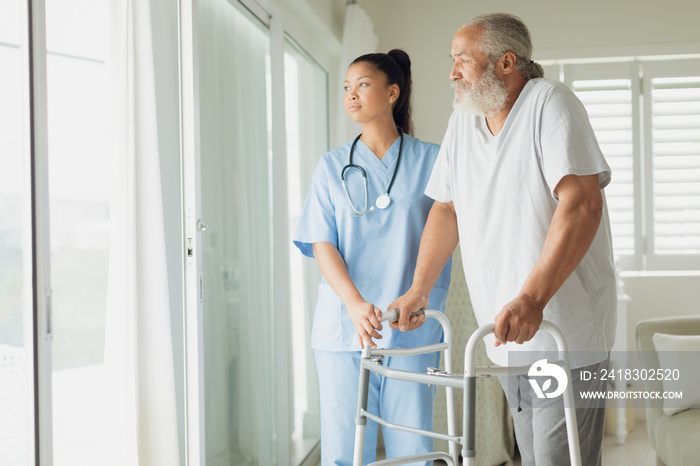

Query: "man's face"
left=449, top=27, right=508, bottom=117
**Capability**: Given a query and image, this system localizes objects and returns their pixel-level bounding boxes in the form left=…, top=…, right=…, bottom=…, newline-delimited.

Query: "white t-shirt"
left=426, top=78, right=617, bottom=368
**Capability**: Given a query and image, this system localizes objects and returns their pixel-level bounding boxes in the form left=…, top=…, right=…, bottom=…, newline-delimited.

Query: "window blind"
left=572, top=79, right=636, bottom=256
left=650, top=77, right=700, bottom=254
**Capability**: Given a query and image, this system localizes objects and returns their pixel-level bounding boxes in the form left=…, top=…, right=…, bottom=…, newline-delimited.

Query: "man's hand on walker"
left=388, top=290, right=428, bottom=332
left=493, top=294, right=544, bottom=346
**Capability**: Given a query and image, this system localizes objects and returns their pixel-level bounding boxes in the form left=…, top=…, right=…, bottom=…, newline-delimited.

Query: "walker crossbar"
left=370, top=342, right=449, bottom=357
left=362, top=409, right=462, bottom=444
left=361, top=359, right=464, bottom=389
left=368, top=452, right=455, bottom=466
left=364, top=359, right=539, bottom=386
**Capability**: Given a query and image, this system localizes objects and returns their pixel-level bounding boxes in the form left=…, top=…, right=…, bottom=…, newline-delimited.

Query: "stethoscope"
left=341, top=132, right=404, bottom=217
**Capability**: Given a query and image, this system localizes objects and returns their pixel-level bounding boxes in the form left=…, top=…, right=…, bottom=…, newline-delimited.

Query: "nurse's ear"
left=388, top=83, right=400, bottom=104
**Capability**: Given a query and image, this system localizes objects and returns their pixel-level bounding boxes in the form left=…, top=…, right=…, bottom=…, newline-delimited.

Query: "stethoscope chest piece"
left=375, top=193, right=390, bottom=209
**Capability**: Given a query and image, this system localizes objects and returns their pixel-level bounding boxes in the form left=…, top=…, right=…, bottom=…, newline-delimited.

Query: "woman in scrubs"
left=293, top=49, right=452, bottom=465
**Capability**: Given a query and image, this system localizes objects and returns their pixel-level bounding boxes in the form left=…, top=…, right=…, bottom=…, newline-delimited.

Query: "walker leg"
left=446, top=386, right=458, bottom=466
left=461, top=375, right=476, bottom=465
left=353, top=424, right=366, bottom=466
left=444, top=329, right=458, bottom=466
left=536, top=322, right=583, bottom=466
left=353, top=349, right=371, bottom=466
left=562, top=367, right=582, bottom=466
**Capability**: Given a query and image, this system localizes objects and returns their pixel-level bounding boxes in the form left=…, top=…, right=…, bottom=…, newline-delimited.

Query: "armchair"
left=636, top=316, right=700, bottom=466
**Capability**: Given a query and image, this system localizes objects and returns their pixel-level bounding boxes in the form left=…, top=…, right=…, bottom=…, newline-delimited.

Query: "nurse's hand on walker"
left=347, top=298, right=384, bottom=348
left=387, top=289, right=428, bottom=333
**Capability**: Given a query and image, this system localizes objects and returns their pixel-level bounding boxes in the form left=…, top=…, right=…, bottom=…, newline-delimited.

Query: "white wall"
left=356, top=0, right=700, bottom=353
left=621, top=273, right=700, bottom=351
left=620, top=273, right=700, bottom=420
left=359, top=0, right=700, bottom=144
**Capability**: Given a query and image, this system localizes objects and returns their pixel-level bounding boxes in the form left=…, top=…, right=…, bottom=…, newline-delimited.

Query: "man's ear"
left=500, top=51, right=518, bottom=75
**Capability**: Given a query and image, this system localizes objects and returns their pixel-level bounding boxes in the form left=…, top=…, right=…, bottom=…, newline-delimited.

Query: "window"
left=1, top=0, right=111, bottom=463
left=45, top=0, right=111, bottom=463
left=284, top=36, right=327, bottom=464
left=0, top=2, right=33, bottom=463
left=546, top=57, right=700, bottom=270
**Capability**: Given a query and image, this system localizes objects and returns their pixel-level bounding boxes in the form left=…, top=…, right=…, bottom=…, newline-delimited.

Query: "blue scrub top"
left=293, top=134, right=452, bottom=351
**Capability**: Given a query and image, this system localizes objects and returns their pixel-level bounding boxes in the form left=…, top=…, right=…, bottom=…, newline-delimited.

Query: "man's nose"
left=449, top=62, right=462, bottom=81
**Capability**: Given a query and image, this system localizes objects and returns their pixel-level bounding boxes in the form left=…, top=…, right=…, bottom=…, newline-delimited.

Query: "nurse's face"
left=343, top=62, right=398, bottom=124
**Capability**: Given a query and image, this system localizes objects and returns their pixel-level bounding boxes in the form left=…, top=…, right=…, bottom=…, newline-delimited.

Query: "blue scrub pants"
left=314, top=349, right=439, bottom=466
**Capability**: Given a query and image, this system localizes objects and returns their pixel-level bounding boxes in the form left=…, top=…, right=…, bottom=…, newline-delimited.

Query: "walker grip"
left=383, top=308, right=425, bottom=323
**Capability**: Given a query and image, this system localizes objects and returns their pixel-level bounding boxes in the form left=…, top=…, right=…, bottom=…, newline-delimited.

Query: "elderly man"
left=389, top=13, right=616, bottom=466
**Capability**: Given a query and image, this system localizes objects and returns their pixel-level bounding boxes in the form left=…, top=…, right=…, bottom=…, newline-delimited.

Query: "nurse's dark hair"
left=351, top=49, right=414, bottom=136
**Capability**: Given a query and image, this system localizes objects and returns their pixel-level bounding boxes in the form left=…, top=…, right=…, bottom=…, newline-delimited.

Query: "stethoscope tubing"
left=340, top=132, right=404, bottom=216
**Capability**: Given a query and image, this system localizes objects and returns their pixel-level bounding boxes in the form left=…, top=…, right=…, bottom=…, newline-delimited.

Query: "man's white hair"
left=460, top=13, right=544, bottom=80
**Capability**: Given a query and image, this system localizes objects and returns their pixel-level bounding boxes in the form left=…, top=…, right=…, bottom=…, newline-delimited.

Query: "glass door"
left=194, top=1, right=276, bottom=464
left=0, top=0, right=51, bottom=464
left=0, top=0, right=35, bottom=462
left=182, top=3, right=334, bottom=465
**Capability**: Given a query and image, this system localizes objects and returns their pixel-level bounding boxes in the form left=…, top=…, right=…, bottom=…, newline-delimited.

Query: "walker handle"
left=382, top=308, right=425, bottom=323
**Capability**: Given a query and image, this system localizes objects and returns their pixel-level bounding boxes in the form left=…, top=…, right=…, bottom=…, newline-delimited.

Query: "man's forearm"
left=411, top=201, right=459, bottom=296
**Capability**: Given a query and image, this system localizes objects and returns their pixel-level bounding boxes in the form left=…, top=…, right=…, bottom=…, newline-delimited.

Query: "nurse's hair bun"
left=387, top=49, right=411, bottom=80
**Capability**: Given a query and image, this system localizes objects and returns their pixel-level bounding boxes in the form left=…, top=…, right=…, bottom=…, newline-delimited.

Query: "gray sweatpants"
left=499, top=357, right=609, bottom=466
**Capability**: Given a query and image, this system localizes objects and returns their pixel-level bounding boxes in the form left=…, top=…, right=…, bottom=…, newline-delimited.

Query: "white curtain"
left=335, top=2, right=379, bottom=147
left=104, top=0, right=180, bottom=465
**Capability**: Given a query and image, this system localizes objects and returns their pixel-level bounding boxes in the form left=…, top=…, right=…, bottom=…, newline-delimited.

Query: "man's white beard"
left=452, top=62, right=508, bottom=117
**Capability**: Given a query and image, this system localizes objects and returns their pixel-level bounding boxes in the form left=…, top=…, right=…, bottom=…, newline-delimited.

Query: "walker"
left=352, top=309, right=582, bottom=466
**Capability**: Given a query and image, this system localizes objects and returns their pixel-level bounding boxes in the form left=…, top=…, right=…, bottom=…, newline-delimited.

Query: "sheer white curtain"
left=335, top=2, right=379, bottom=146
left=104, top=0, right=180, bottom=464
